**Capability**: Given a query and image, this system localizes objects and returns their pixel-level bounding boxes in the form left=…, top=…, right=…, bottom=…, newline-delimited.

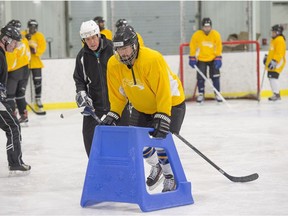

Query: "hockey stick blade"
left=225, top=172, right=259, bottom=183
left=174, top=133, right=259, bottom=183
left=27, top=103, right=46, bottom=115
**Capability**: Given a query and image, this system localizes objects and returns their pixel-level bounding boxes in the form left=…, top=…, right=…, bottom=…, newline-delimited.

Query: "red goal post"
left=179, top=40, right=261, bottom=100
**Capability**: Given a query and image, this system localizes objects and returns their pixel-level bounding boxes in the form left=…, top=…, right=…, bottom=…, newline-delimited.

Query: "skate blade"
left=20, top=122, right=29, bottom=127
left=9, top=170, right=31, bottom=177
left=148, top=175, right=164, bottom=191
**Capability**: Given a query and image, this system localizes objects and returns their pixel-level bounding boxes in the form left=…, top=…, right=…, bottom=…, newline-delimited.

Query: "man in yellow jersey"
left=21, top=19, right=46, bottom=110
left=115, top=18, right=145, bottom=47
left=6, top=20, right=31, bottom=125
left=189, top=17, right=223, bottom=103
left=93, top=16, right=113, bottom=40
left=114, top=18, right=145, bottom=124
left=102, top=25, right=186, bottom=193
left=263, top=24, right=286, bottom=101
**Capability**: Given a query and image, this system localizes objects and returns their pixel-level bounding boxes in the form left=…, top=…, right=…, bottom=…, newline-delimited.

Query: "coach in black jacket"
left=73, top=20, right=112, bottom=156
left=73, top=20, right=128, bottom=157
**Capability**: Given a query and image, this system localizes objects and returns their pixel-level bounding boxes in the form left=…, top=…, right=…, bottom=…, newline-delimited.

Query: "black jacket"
left=73, top=37, right=114, bottom=112
left=0, top=47, right=8, bottom=89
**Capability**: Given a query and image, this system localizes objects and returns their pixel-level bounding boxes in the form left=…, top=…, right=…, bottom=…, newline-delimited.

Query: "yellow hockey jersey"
left=107, top=46, right=185, bottom=116
left=101, top=29, right=113, bottom=40
left=189, top=29, right=222, bottom=62
left=6, top=37, right=30, bottom=72
left=21, top=30, right=46, bottom=69
left=137, top=32, right=145, bottom=47
left=265, top=35, right=286, bottom=73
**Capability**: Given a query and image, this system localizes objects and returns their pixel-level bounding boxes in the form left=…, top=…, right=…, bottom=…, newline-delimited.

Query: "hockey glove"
left=30, top=46, right=36, bottom=54
left=263, top=54, right=267, bottom=65
left=189, top=56, right=197, bottom=68
left=101, top=111, right=120, bottom=126
left=0, top=83, right=7, bottom=101
left=75, top=91, right=94, bottom=109
left=214, top=56, right=222, bottom=69
left=25, top=34, right=31, bottom=40
left=268, top=59, right=277, bottom=70
left=150, top=113, right=171, bottom=139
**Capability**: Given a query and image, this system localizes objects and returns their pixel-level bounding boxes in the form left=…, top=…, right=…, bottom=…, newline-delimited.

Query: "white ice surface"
left=1, top=99, right=288, bottom=215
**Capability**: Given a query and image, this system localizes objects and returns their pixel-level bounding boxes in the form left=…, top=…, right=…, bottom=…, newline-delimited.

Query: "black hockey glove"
left=101, top=111, right=120, bottom=126
left=30, top=46, right=36, bottom=54
left=25, top=33, right=31, bottom=40
left=150, top=113, right=171, bottom=138
left=0, top=83, right=7, bottom=101
left=263, top=54, right=267, bottom=65
left=268, top=59, right=277, bottom=70
left=75, top=91, right=94, bottom=110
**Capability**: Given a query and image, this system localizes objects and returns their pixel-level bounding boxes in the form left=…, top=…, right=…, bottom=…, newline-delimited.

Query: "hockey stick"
left=27, top=103, right=46, bottom=115
left=258, top=68, right=266, bottom=102
left=194, top=65, right=228, bottom=105
left=81, top=107, right=102, bottom=123
left=174, top=133, right=259, bottom=183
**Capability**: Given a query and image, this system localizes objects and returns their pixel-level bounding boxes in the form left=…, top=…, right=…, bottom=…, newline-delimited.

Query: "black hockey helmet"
left=0, top=25, right=21, bottom=42
left=27, top=19, right=38, bottom=28
left=113, top=25, right=138, bottom=66
left=271, top=24, right=284, bottom=35
left=202, top=17, right=212, bottom=27
left=113, top=25, right=138, bottom=49
left=115, top=19, right=128, bottom=28
left=7, top=19, right=21, bottom=31
left=93, top=16, right=104, bottom=24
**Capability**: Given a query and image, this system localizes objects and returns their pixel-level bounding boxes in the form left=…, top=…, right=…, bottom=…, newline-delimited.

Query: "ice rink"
left=1, top=99, right=288, bottom=215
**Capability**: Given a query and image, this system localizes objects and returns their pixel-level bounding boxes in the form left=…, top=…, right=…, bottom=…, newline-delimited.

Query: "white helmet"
left=80, top=20, right=100, bottom=39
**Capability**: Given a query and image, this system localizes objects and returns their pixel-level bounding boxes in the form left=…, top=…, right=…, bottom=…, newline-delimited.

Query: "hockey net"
left=179, top=40, right=260, bottom=100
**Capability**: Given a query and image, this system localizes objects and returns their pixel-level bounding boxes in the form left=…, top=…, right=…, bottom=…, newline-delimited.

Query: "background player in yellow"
left=189, top=17, right=223, bottom=103
left=263, top=24, right=286, bottom=101
left=93, top=16, right=113, bottom=40
left=21, top=19, right=46, bottom=110
left=6, top=20, right=31, bottom=125
left=102, top=25, right=186, bottom=193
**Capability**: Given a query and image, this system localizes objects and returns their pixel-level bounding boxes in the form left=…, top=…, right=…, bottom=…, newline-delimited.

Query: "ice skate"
left=146, top=163, right=162, bottom=187
left=268, top=93, right=281, bottom=101
left=196, top=93, right=205, bottom=104
left=35, top=98, right=44, bottom=108
left=148, top=175, right=164, bottom=191
left=215, top=94, right=223, bottom=103
left=9, top=163, right=31, bottom=176
left=162, top=174, right=176, bottom=192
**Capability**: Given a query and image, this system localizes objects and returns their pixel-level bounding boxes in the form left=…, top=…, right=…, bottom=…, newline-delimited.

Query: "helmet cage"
left=113, top=25, right=138, bottom=66
left=114, top=43, right=138, bottom=66
left=271, top=24, right=284, bottom=35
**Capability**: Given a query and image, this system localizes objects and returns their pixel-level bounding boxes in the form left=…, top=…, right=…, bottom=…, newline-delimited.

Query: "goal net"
left=179, top=40, right=260, bottom=100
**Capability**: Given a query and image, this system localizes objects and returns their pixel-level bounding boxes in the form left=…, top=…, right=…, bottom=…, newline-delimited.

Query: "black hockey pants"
left=0, top=100, right=24, bottom=167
